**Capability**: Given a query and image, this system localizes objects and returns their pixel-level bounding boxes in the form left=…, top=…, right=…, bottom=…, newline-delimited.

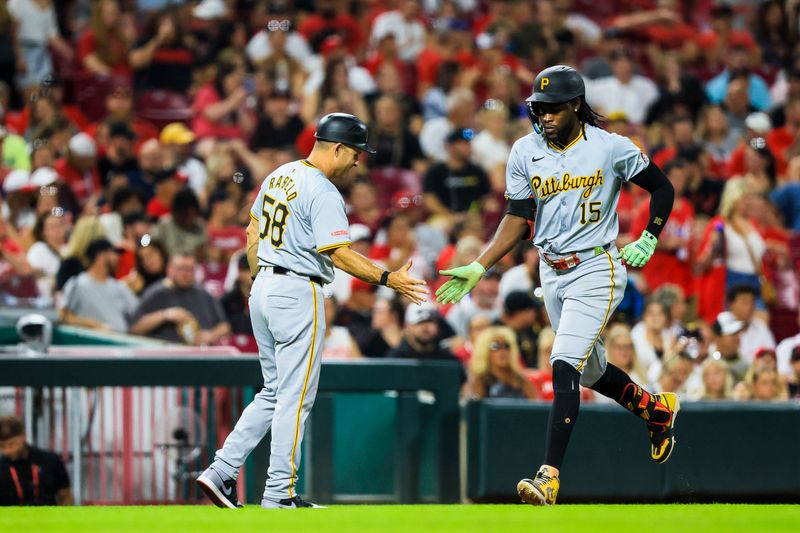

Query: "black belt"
left=260, top=265, right=323, bottom=286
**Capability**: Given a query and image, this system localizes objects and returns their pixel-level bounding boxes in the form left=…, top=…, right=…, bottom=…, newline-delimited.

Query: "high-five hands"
left=435, top=261, right=486, bottom=305
left=388, top=261, right=429, bottom=305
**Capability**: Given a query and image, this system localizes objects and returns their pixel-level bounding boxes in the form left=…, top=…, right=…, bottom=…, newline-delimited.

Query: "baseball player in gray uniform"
left=197, top=113, right=427, bottom=509
left=436, top=66, right=680, bottom=505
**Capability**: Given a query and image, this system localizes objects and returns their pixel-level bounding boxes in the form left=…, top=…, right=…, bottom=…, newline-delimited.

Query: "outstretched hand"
left=435, top=261, right=486, bottom=305
left=387, top=261, right=429, bottom=305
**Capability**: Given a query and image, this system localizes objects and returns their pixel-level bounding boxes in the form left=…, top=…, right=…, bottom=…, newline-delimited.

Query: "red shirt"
left=54, top=158, right=101, bottom=204
left=191, top=84, right=244, bottom=141
left=297, top=14, right=364, bottom=54
left=77, top=30, right=132, bottom=79
left=632, top=198, right=695, bottom=296
left=207, top=226, right=246, bottom=252
left=146, top=197, right=171, bottom=219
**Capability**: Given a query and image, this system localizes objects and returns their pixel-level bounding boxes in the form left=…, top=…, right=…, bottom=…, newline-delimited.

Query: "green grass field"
left=2, top=504, right=799, bottom=533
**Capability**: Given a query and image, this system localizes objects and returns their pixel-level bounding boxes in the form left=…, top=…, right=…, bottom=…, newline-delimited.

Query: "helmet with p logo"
left=526, top=65, right=585, bottom=105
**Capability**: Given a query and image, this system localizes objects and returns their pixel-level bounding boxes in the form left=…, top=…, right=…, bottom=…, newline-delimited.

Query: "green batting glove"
left=436, top=262, right=486, bottom=305
left=619, top=230, right=658, bottom=268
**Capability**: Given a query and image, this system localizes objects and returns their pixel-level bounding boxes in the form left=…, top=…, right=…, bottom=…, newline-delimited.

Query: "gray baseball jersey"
left=505, top=125, right=649, bottom=254
left=249, top=159, right=351, bottom=284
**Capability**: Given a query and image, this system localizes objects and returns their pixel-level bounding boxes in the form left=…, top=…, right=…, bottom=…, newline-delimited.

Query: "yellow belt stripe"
left=577, top=251, right=615, bottom=371
left=288, top=281, right=318, bottom=497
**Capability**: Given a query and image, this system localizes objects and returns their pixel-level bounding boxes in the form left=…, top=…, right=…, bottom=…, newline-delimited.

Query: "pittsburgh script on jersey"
left=531, top=169, right=604, bottom=200
left=268, top=175, right=298, bottom=201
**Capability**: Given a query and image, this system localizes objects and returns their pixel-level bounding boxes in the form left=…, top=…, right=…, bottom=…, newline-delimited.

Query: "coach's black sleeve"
left=630, top=162, right=674, bottom=238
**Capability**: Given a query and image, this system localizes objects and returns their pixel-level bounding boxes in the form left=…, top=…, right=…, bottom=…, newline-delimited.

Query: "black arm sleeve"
left=507, top=198, right=537, bottom=240
left=629, top=162, right=674, bottom=238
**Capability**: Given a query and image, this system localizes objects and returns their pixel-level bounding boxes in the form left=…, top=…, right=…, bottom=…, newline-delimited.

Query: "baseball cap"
left=160, top=123, right=196, bottom=145
left=392, top=189, right=423, bottom=211
left=2, top=169, right=34, bottom=193
left=504, top=291, right=540, bottom=314
left=405, top=303, right=439, bottom=325
left=86, top=238, right=120, bottom=262
left=446, top=128, right=475, bottom=144
left=30, top=167, right=59, bottom=187
left=194, top=0, right=226, bottom=19
left=745, top=112, right=772, bottom=135
left=754, top=347, right=777, bottom=360
left=69, top=133, right=97, bottom=158
left=713, top=311, right=745, bottom=336
left=349, top=223, right=371, bottom=243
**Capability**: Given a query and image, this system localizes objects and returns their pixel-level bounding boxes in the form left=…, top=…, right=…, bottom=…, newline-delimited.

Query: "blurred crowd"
left=1, top=0, right=800, bottom=404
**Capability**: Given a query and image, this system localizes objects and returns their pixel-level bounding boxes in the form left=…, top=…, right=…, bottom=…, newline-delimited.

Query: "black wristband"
left=380, top=270, right=390, bottom=286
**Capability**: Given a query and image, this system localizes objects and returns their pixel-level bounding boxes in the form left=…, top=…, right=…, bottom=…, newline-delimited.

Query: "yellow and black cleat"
left=517, top=467, right=560, bottom=506
left=648, top=392, right=680, bottom=464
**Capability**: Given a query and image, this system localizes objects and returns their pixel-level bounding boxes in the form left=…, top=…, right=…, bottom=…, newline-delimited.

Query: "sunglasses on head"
left=489, top=341, right=510, bottom=351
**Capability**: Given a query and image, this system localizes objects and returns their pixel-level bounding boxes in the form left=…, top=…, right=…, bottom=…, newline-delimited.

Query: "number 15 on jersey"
left=579, top=201, right=601, bottom=225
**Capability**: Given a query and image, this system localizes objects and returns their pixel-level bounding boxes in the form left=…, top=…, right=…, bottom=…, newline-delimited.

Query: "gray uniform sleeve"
left=310, top=186, right=351, bottom=253
left=611, top=134, right=649, bottom=182
left=504, top=141, right=533, bottom=200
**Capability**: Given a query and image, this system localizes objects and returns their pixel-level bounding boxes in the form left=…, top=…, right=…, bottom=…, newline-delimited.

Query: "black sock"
left=590, top=363, right=671, bottom=426
left=543, top=360, right=581, bottom=470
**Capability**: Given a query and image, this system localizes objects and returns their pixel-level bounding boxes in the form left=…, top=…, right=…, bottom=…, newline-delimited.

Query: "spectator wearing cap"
left=54, top=216, right=107, bottom=291
left=1, top=169, right=37, bottom=231
left=586, top=48, right=659, bottom=125
left=26, top=209, right=68, bottom=299
left=130, top=253, right=230, bottom=345
left=631, top=159, right=694, bottom=296
left=0, top=125, right=31, bottom=171
left=387, top=303, right=457, bottom=361
left=422, top=127, right=491, bottom=227
left=129, top=6, right=194, bottom=93
left=727, top=284, right=776, bottom=363
left=497, top=291, right=543, bottom=369
left=710, top=311, right=750, bottom=383
left=419, top=87, right=476, bottom=162
left=445, top=267, right=500, bottom=339
left=77, top=0, right=131, bottom=79
left=725, top=111, right=781, bottom=181
left=98, top=122, right=140, bottom=189
left=54, top=133, right=100, bottom=205
left=251, top=89, right=304, bottom=156
left=160, top=123, right=208, bottom=199
left=0, top=415, right=73, bottom=506
left=151, top=187, right=207, bottom=257
left=297, top=0, right=364, bottom=56
left=465, top=326, right=537, bottom=400
left=60, top=237, right=138, bottom=333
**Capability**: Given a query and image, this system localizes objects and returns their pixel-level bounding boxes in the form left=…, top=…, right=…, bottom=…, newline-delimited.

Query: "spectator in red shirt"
left=84, top=83, right=160, bottom=153
left=145, top=168, right=186, bottom=220
left=78, top=0, right=132, bottom=79
left=129, top=6, right=195, bottom=93
left=191, top=59, right=255, bottom=143
left=54, top=133, right=101, bottom=206
left=632, top=159, right=695, bottom=297
left=297, top=0, right=364, bottom=55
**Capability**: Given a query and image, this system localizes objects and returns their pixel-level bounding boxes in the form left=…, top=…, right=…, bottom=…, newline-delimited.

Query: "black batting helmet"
left=526, top=65, right=585, bottom=105
left=314, top=113, right=376, bottom=154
